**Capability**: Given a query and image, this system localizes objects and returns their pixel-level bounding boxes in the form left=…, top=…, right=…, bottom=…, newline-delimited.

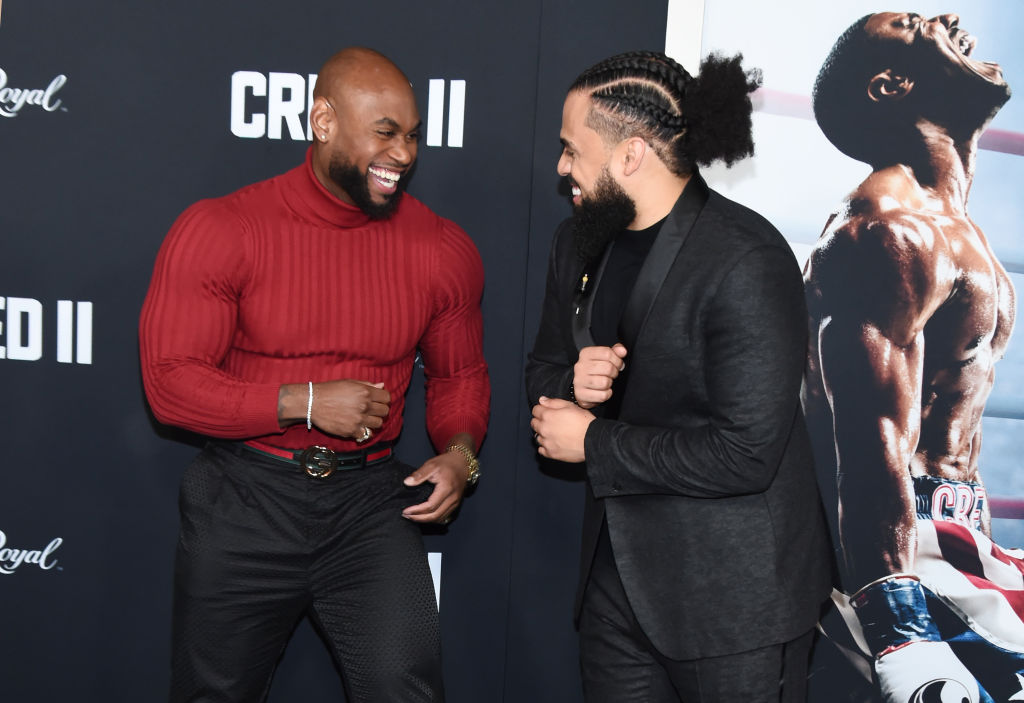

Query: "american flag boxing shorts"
left=820, top=475, right=1024, bottom=702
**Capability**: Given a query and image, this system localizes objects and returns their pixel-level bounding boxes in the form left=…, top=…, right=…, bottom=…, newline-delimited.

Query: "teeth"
left=955, top=32, right=975, bottom=56
left=369, top=167, right=400, bottom=183
left=571, top=186, right=581, bottom=197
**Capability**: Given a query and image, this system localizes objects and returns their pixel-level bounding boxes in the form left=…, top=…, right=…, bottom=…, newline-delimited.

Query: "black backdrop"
left=0, top=1, right=668, bottom=701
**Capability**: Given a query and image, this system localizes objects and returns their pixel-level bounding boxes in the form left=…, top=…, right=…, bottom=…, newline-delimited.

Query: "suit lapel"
left=618, top=173, right=710, bottom=351
left=570, top=242, right=613, bottom=351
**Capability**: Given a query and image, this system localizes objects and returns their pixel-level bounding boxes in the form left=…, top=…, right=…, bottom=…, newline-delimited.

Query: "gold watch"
left=446, top=442, right=480, bottom=487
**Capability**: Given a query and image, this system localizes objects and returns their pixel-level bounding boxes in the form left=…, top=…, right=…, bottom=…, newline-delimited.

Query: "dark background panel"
left=0, top=1, right=668, bottom=702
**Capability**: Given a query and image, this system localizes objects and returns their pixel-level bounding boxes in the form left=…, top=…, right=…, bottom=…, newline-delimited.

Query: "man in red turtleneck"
left=140, top=47, right=488, bottom=703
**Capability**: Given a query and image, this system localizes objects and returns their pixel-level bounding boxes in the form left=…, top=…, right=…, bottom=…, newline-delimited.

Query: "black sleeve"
left=585, top=243, right=808, bottom=499
left=525, top=220, right=576, bottom=405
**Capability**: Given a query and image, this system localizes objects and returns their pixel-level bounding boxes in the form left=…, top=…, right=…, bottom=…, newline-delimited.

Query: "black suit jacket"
left=526, top=174, right=831, bottom=660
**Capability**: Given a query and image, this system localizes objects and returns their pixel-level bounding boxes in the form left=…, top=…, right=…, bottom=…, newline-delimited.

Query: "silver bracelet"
left=306, top=381, right=313, bottom=431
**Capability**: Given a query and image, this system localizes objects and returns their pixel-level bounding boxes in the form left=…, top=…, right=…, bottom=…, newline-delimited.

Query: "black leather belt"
left=241, top=439, right=394, bottom=478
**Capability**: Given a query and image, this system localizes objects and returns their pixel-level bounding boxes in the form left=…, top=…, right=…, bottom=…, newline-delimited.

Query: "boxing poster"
left=691, top=2, right=1024, bottom=700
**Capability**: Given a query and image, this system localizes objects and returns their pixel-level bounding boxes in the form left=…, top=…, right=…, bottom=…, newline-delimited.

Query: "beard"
left=571, top=168, right=637, bottom=264
left=328, top=156, right=406, bottom=220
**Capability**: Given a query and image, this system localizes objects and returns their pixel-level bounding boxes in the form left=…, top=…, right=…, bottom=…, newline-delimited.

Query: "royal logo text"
left=0, top=530, right=62, bottom=575
left=0, top=68, right=67, bottom=118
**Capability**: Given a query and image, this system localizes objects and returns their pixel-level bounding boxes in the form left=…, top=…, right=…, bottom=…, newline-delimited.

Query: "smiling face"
left=556, top=90, right=638, bottom=261
left=326, top=90, right=419, bottom=218
left=311, top=49, right=421, bottom=218
left=866, top=13, right=1004, bottom=85
left=326, top=83, right=420, bottom=218
left=557, top=90, right=614, bottom=208
left=865, top=12, right=1009, bottom=101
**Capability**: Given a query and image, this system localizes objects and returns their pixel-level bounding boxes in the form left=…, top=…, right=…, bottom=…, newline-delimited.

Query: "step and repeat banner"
left=3, top=0, right=1022, bottom=701
left=0, top=1, right=666, bottom=702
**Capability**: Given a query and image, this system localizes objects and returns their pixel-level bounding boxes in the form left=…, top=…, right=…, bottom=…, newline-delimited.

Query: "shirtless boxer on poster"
left=804, top=11, right=1024, bottom=703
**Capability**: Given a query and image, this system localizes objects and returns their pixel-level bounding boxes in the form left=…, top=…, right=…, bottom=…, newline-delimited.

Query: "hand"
left=531, top=396, right=595, bottom=463
left=573, top=344, right=627, bottom=409
left=402, top=450, right=470, bottom=524
left=280, top=380, right=390, bottom=440
left=874, top=641, right=979, bottom=703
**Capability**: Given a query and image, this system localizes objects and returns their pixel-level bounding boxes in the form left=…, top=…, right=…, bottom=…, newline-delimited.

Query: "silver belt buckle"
left=299, top=446, right=336, bottom=478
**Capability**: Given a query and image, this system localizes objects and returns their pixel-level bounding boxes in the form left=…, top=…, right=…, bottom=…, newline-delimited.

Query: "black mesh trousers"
left=169, top=442, right=443, bottom=703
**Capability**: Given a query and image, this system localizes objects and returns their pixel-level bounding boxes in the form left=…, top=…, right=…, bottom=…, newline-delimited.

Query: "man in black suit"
left=526, top=51, right=831, bottom=702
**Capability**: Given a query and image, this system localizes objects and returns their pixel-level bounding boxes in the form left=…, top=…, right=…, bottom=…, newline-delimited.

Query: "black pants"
left=169, top=442, right=443, bottom=703
left=579, top=524, right=813, bottom=703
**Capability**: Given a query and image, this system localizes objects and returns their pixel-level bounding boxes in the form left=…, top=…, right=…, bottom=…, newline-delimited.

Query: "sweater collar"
left=281, top=147, right=378, bottom=228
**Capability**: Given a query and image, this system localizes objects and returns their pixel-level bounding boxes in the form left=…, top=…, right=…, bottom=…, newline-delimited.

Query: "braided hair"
left=570, top=50, right=762, bottom=176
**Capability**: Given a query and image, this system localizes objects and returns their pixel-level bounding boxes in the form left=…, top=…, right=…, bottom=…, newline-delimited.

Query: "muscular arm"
left=418, top=220, right=490, bottom=452
left=807, top=211, right=956, bottom=589
left=139, top=202, right=283, bottom=437
left=821, top=319, right=922, bottom=586
left=401, top=223, right=488, bottom=523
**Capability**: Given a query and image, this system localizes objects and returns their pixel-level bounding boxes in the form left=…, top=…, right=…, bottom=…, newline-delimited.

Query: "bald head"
left=313, top=47, right=413, bottom=104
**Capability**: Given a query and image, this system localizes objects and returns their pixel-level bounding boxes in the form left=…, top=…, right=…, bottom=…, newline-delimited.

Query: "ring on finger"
left=356, top=426, right=372, bottom=443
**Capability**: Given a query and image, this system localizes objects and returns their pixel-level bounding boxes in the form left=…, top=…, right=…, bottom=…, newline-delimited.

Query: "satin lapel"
left=571, top=242, right=613, bottom=352
left=618, top=173, right=710, bottom=351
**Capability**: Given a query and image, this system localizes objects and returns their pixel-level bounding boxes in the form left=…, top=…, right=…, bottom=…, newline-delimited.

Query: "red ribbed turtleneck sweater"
left=139, top=149, right=489, bottom=452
